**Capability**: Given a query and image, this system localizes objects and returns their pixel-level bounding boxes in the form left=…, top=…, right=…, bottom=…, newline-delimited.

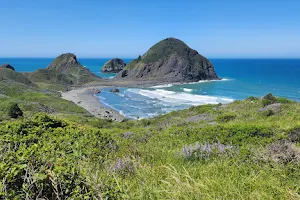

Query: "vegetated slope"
left=0, top=68, right=35, bottom=87
left=0, top=69, right=90, bottom=121
left=115, top=38, right=219, bottom=83
left=1, top=93, right=300, bottom=199
left=27, top=53, right=101, bottom=87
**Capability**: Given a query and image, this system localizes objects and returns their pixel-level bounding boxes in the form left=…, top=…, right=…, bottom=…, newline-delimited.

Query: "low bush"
left=246, top=96, right=259, bottom=101
left=255, top=140, right=300, bottom=164
left=8, top=103, right=23, bottom=118
left=262, top=93, right=277, bottom=106
left=288, top=127, right=300, bottom=143
left=217, top=113, right=236, bottom=122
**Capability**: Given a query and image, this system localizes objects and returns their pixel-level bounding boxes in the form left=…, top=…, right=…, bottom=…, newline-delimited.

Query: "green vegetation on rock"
left=101, top=58, right=126, bottom=73
left=116, top=38, right=219, bottom=83
left=27, top=53, right=101, bottom=87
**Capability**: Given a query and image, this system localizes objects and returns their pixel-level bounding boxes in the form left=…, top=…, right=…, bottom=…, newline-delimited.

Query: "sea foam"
left=148, top=78, right=232, bottom=88
left=129, top=88, right=234, bottom=105
left=183, top=88, right=193, bottom=92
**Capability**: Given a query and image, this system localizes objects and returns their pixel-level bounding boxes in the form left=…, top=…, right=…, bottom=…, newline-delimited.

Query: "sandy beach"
left=61, top=86, right=125, bottom=122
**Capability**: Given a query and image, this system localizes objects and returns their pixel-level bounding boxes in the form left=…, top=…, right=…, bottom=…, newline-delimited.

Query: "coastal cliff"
left=115, top=38, right=219, bottom=83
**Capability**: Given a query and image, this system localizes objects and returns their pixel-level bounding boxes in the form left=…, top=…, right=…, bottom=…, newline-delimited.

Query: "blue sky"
left=0, top=0, right=299, bottom=58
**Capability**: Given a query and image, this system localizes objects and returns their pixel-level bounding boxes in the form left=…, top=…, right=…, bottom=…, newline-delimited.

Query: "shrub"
left=262, top=93, right=277, bottom=107
left=181, top=141, right=237, bottom=160
left=217, top=113, right=236, bottom=122
left=288, top=127, right=300, bottom=143
left=256, top=140, right=300, bottom=164
left=262, top=109, right=275, bottom=117
left=246, top=96, right=258, bottom=101
left=276, top=97, right=293, bottom=104
left=8, top=103, right=23, bottom=118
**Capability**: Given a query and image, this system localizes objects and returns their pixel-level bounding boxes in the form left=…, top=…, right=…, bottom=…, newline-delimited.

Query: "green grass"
left=1, top=91, right=300, bottom=199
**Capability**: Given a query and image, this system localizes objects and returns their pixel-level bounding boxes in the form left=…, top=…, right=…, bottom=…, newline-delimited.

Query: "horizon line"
left=1, top=57, right=300, bottom=60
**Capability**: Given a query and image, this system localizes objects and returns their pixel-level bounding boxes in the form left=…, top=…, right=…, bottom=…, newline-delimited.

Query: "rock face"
left=115, top=38, right=219, bottom=83
left=101, top=58, right=126, bottom=73
left=0, top=63, right=15, bottom=71
left=47, top=53, right=88, bottom=73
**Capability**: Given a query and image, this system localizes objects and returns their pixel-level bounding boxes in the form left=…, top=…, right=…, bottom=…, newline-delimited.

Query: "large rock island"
left=115, top=38, right=219, bottom=83
left=101, top=58, right=126, bottom=73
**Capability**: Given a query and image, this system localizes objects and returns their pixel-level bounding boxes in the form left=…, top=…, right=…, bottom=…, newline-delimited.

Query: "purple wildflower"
left=181, top=141, right=237, bottom=160
left=111, top=156, right=138, bottom=176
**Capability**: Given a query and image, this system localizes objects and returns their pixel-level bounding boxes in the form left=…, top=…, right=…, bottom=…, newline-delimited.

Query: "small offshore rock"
left=110, top=88, right=120, bottom=93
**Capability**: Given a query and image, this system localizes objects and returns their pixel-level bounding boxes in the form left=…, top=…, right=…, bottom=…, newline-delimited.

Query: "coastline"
left=61, top=86, right=125, bottom=122
left=60, top=78, right=227, bottom=121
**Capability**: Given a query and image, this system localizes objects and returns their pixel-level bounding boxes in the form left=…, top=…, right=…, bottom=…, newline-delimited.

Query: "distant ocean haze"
left=1, top=58, right=299, bottom=118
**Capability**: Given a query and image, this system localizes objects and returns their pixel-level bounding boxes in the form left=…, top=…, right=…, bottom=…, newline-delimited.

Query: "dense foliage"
left=8, top=103, right=23, bottom=118
left=1, top=90, right=300, bottom=199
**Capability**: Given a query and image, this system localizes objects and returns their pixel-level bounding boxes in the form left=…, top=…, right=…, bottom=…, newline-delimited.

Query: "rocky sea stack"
left=115, top=38, right=219, bottom=83
left=0, top=63, right=15, bottom=71
left=101, top=58, right=126, bottom=73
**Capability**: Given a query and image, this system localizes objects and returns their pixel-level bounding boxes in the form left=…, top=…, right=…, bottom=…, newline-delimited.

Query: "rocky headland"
left=27, top=53, right=101, bottom=86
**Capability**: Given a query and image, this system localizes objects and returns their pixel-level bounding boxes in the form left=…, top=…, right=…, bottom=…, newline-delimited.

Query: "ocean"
left=1, top=58, right=299, bottom=119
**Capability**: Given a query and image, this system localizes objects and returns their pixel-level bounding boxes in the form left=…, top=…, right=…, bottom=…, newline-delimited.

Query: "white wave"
left=187, top=78, right=233, bottom=85
left=149, top=78, right=232, bottom=88
left=116, top=93, right=125, bottom=97
left=150, top=84, right=174, bottom=88
left=183, top=88, right=193, bottom=92
left=132, top=89, right=234, bottom=105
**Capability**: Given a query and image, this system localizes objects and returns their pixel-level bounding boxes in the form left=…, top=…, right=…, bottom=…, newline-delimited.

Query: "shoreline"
left=61, top=86, right=125, bottom=122
left=60, top=78, right=228, bottom=121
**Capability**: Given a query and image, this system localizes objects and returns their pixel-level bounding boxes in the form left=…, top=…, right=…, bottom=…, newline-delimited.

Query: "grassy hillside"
left=0, top=68, right=36, bottom=87
left=25, top=69, right=74, bottom=90
left=0, top=72, right=91, bottom=122
left=1, top=92, right=300, bottom=199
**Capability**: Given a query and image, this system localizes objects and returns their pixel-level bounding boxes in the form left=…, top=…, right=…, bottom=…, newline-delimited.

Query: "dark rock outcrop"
left=115, top=38, right=220, bottom=83
left=110, top=88, right=120, bottom=93
left=101, top=58, right=126, bottom=73
left=0, top=63, right=15, bottom=71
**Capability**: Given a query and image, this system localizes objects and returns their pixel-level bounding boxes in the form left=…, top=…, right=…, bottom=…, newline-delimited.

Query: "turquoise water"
left=96, top=59, right=300, bottom=119
left=1, top=58, right=299, bottom=119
